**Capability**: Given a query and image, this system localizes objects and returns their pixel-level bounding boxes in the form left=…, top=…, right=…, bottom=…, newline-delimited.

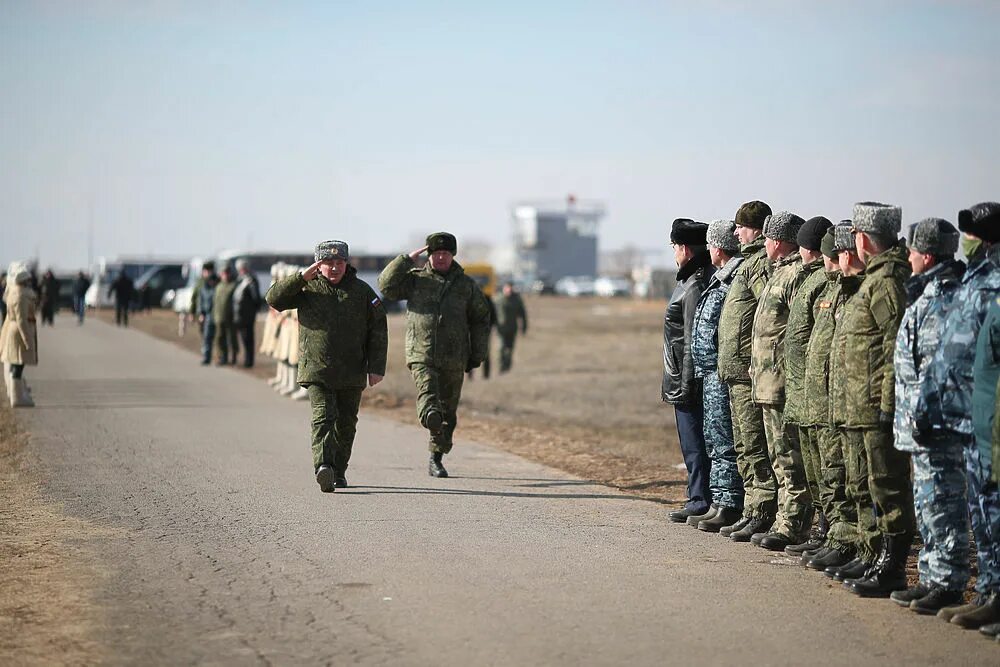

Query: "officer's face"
left=672, top=243, right=692, bottom=268
left=909, top=248, right=934, bottom=275
left=765, top=237, right=780, bottom=260
left=319, top=259, right=348, bottom=283
left=429, top=251, right=454, bottom=273
left=735, top=224, right=759, bottom=245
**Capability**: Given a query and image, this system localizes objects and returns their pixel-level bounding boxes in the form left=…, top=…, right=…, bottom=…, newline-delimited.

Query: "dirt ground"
left=0, top=399, right=110, bottom=665
left=97, top=297, right=689, bottom=504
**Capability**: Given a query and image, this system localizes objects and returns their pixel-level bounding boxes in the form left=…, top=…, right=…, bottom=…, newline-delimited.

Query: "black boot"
left=730, top=515, right=774, bottom=543
left=890, top=582, right=933, bottom=608
left=825, top=557, right=870, bottom=581
left=979, top=622, right=1000, bottom=638
left=785, top=514, right=829, bottom=556
left=846, top=535, right=911, bottom=597
left=428, top=452, right=448, bottom=478
left=686, top=505, right=718, bottom=527
left=315, top=465, right=335, bottom=493
left=805, top=546, right=853, bottom=571
left=699, top=507, right=742, bottom=533
left=951, top=593, right=1000, bottom=629
left=910, top=587, right=965, bottom=615
left=720, top=515, right=751, bottom=538
left=334, top=472, right=348, bottom=488
left=424, top=410, right=444, bottom=437
left=669, top=506, right=706, bottom=523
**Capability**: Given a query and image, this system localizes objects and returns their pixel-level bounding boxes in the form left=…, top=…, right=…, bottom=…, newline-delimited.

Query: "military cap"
left=202, top=260, right=215, bottom=271
left=908, top=218, right=959, bottom=256
left=706, top=219, right=739, bottom=254
left=798, top=216, right=833, bottom=251
left=852, top=202, right=902, bottom=238
left=315, top=240, right=349, bottom=262
left=426, top=232, right=458, bottom=255
left=957, top=201, right=1000, bottom=243
left=820, top=227, right=838, bottom=260
left=762, top=211, right=805, bottom=244
left=735, top=200, right=772, bottom=229
left=670, top=218, right=708, bottom=246
left=833, top=221, right=855, bottom=252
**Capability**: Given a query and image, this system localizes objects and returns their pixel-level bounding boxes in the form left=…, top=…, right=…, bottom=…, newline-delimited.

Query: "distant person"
left=71, top=271, right=91, bottom=325
left=213, top=266, right=238, bottom=365
left=0, top=273, right=7, bottom=325
left=1, top=262, right=38, bottom=408
left=108, top=272, right=135, bottom=327
left=467, top=297, right=496, bottom=380
left=38, top=269, right=60, bottom=326
left=493, top=281, right=528, bottom=373
left=189, top=261, right=219, bottom=365
left=233, top=259, right=261, bottom=368
left=266, top=241, right=388, bottom=492
left=378, top=232, right=492, bottom=478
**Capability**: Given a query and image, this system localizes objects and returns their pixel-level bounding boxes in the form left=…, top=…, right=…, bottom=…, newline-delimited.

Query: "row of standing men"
left=662, top=200, right=1000, bottom=640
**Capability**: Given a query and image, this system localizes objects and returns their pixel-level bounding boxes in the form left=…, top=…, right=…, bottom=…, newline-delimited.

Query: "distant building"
left=511, top=195, right=605, bottom=286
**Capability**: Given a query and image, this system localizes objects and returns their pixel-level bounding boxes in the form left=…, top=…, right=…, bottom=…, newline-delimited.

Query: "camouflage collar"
left=863, top=242, right=909, bottom=277
left=740, top=235, right=765, bottom=256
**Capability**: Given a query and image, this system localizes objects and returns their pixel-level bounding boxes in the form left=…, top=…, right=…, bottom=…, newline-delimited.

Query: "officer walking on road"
left=266, top=240, right=388, bottom=492
left=493, top=281, right=528, bottom=374
left=108, top=271, right=135, bottom=327
left=378, top=233, right=492, bottom=478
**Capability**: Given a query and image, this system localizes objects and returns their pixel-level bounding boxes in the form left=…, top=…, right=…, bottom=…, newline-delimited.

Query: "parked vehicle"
left=135, top=264, right=186, bottom=310
left=554, top=276, right=596, bottom=297
left=594, top=276, right=632, bottom=297
left=86, top=258, right=185, bottom=309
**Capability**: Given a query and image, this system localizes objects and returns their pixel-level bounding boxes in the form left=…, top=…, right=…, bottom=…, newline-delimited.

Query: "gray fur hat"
left=315, top=240, right=349, bottom=262
left=852, top=202, right=902, bottom=238
left=908, top=218, right=959, bottom=256
left=706, top=219, right=739, bottom=254
left=762, top=211, right=805, bottom=244
left=833, top=221, right=855, bottom=252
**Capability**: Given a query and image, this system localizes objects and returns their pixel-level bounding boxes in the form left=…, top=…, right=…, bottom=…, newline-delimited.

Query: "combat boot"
left=801, top=546, right=831, bottom=567
left=938, top=593, right=986, bottom=622
left=785, top=514, right=828, bottom=556
left=699, top=507, right=742, bottom=533
left=806, top=546, right=853, bottom=571
left=951, top=593, right=1000, bottom=629
left=424, top=409, right=444, bottom=437
left=889, top=582, right=932, bottom=608
left=429, top=453, right=448, bottom=478
left=668, top=506, right=700, bottom=523
left=686, top=505, right=717, bottom=527
left=910, top=587, right=965, bottom=615
left=334, top=472, right=348, bottom=488
left=846, top=535, right=910, bottom=597
left=759, top=532, right=798, bottom=552
left=979, top=622, right=1000, bottom=639
left=730, top=515, right=773, bottom=543
left=315, top=465, right=335, bottom=493
left=719, top=515, right=751, bottom=537
left=825, top=557, right=870, bottom=581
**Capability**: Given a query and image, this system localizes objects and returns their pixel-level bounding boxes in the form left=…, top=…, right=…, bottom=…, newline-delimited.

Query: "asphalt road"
left=21, top=316, right=999, bottom=665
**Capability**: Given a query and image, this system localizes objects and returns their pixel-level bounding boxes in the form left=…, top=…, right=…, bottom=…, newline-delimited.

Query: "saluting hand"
left=408, top=245, right=429, bottom=262
left=368, top=374, right=384, bottom=387
left=301, top=261, right=323, bottom=281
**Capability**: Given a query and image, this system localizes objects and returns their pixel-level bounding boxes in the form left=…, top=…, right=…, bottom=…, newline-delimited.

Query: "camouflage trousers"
left=410, top=363, right=465, bottom=454
left=814, top=426, right=856, bottom=551
left=307, top=384, right=364, bottom=473
left=911, top=443, right=970, bottom=590
left=702, top=373, right=743, bottom=510
left=797, top=425, right=823, bottom=517
left=727, top=382, right=777, bottom=519
left=761, top=406, right=812, bottom=537
left=967, top=431, right=1000, bottom=594
left=843, top=428, right=915, bottom=561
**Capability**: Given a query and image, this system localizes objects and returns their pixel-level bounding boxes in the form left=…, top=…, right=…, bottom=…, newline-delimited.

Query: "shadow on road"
left=340, top=484, right=645, bottom=501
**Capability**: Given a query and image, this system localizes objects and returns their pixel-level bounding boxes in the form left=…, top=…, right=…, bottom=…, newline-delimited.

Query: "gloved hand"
left=878, top=409, right=894, bottom=433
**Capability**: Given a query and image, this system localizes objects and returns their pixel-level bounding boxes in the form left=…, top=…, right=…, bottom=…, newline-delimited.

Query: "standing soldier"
left=781, top=216, right=833, bottom=555
left=749, top=212, right=812, bottom=550
left=663, top=219, right=714, bottom=524
left=213, top=266, right=238, bottom=366
left=835, top=202, right=913, bottom=598
left=38, top=269, right=59, bottom=326
left=378, top=233, right=491, bottom=478
left=108, top=271, right=135, bottom=327
left=718, top=200, right=778, bottom=541
left=266, top=241, right=387, bottom=492
left=190, top=261, right=219, bottom=365
left=493, top=281, right=528, bottom=374
left=887, top=218, right=967, bottom=613
left=691, top=220, right=744, bottom=531
left=71, top=271, right=90, bottom=325
left=921, top=202, right=1000, bottom=628
left=233, top=258, right=261, bottom=368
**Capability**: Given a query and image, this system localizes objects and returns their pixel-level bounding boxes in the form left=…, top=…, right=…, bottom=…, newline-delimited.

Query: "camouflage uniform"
left=266, top=266, right=388, bottom=472
left=378, top=255, right=491, bottom=453
left=213, top=279, right=238, bottom=364
left=493, top=290, right=527, bottom=373
left=692, top=254, right=745, bottom=511
left=894, top=259, right=967, bottom=590
left=784, top=259, right=829, bottom=523
left=920, top=244, right=1000, bottom=595
left=718, top=236, right=776, bottom=519
left=836, top=243, right=914, bottom=559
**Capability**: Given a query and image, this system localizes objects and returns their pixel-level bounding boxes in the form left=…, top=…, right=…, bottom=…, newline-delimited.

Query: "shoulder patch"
left=818, top=300, right=832, bottom=309
left=870, top=293, right=899, bottom=328
left=371, top=296, right=382, bottom=308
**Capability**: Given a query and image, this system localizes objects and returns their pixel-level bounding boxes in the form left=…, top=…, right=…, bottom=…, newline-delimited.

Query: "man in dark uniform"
left=108, top=271, right=135, bottom=327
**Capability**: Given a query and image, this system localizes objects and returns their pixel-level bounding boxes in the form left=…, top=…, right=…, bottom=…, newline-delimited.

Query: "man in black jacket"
left=233, top=258, right=261, bottom=368
left=663, top=218, right=715, bottom=523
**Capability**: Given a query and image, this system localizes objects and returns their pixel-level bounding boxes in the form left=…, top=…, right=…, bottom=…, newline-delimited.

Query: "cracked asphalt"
left=20, top=317, right=999, bottom=665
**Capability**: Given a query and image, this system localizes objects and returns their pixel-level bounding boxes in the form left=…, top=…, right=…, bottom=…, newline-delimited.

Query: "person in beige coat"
left=1, top=262, right=39, bottom=407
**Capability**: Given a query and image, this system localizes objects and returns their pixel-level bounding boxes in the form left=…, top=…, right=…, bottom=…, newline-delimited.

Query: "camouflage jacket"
left=893, top=260, right=965, bottom=452
left=750, top=251, right=803, bottom=405
left=917, top=246, right=1000, bottom=437
left=378, top=255, right=491, bottom=372
left=189, top=274, right=219, bottom=316
left=784, top=260, right=828, bottom=424
left=827, top=273, right=866, bottom=427
left=662, top=251, right=714, bottom=405
left=265, top=266, right=388, bottom=389
left=692, top=255, right=743, bottom=378
left=973, top=264, right=1000, bottom=453
left=831, top=242, right=911, bottom=428
left=718, top=236, right=772, bottom=384
left=493, top=292, right=527, bottom=336
left=213, top=281, right=237, bottom=325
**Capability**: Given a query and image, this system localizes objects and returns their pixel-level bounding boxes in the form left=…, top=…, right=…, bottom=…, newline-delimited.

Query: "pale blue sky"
left=1, top=1, right=998, bottom=270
